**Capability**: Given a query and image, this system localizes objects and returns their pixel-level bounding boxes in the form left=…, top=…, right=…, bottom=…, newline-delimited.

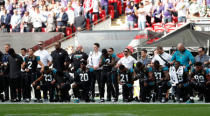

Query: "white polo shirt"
left=117, top=55, right=137, bottom=69
left=152, top=52, right=172, bottom=66
left=34, top=49, right=52, bottom=68
left=88, top=51, right=102, bottom=68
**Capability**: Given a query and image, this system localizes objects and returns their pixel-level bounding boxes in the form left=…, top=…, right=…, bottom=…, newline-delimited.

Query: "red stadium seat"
left=167, top=27, right=176, bottom=33
left=155, top=27, right=165, bottom=33
left=177, top=22, right=185, bottom=27
left=100, top=10, right=106, bottom=21
left=172, top=16, right=178, bottom=23
left=86, top=19, right=91, bottom=30
left=152, top=23, right=162, bottom=30
left=66, top=27, right=72, bottom=37
left=41, top=28, right=46, bottom=32
left=92, top=14, right=98, bottom=25
left=164, top=22, right=175, bottom=29
left=146, top=27, right=153, bottom=31
left=109, top=10, right=115, bottom=20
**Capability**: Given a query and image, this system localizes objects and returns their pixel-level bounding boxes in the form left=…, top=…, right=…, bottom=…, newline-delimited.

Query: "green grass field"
left=0, top=104, right=210, bottom=116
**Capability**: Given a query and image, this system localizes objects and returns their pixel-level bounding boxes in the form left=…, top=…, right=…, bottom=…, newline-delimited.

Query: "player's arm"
left=99, top=56, right=103, bottom=67
left=206, top=69, right=210, bottom=85
left=32, top=74, right=44, bottom=86
left=38, top=60, right=44, bottom=73
left=21, top=62, right=26, bottom=70
left=109, top=57, right=115, bottom=67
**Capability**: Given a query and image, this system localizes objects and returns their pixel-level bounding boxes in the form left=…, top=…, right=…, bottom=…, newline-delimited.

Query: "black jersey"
left=24, top=56, right=40, bottom=73
left=191, top=68, right=208, bottom=83
left=118, top=68, right=134, bottom=84
left=41, top=71, right=55, bottom=85
left=148, top=67, right=168, bottom=82
left=134, top=67, right=148, bottom=82
left=74, top=68, right=91, bottom=86
left=101, top=55, right=113, bottom=71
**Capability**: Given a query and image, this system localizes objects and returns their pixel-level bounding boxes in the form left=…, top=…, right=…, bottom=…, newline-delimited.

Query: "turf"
left=0, top=104, right=210, bottom=116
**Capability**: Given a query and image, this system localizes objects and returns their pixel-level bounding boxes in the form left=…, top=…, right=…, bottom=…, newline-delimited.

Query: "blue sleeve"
left=171, top=51, right=176, bottom=62
left=24, top=57, right=26, bottom=62
left=52, top=68, right=57, bottom=74
left=162, top=67, right=169, bottom=71
left=89, top=68, right=94, bottom=72
left=191, top=68, right=195, bottom=73
left=112, top=54, right=116, bottom=58
left=206, top=68, right=210, bottom=75
left=36, top=56, right=40, bottom=61
left=187, top=51, right=195, bottom=67
left=184, top=68, right=188, bottom=72
left=130, top=68, right=134, bottom=73
left=148, top=67, right=153, bottom=72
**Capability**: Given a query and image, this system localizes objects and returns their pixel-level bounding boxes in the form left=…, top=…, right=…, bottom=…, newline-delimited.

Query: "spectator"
left=16, top=2, right=26, bottom=17
left=153, top=0, right=164, bottom=23
left=152, top=46, right=172, bottom=67
left=46, top=12, right=56, bottom=32
left=136, top=2, right=146, bottom=30
left=139, top=49, right=151, bottom=66
left=74, top=11, right=86, bottom=31
left=189, top=0, right=200, bottom=18
left=40, top=5, right=49, bottom=27
left=31, top=7, right=45, bottom=32
left=66, top=2, right=75, bottom=32
left=10, top=9, right=21, bottom=32
left=83, top=0, right=93, bottom=22
left=21, top=11, right=32, bottom=32
left=91, top=0, right=100, bottom=24
left=0, top=9, right=11, bottom=32
left=101, top=0, right=108, bottom=15
left=56, top=7, right=68, bottom=36
left=163, top=0, right=174, bottom=23
left=125, top=3, right=135, bottom=30
left=144, top=0, right=153, bottom=27
left=195, top=47, right=209, bottom=67
left=176, top=0, right=188, bottom=22
left=171, top=43, right=195, bottom=69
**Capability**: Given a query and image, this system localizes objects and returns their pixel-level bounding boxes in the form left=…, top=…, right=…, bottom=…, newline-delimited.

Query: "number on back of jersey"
left=120, top=74, right=129, bottom=83
left=194, top=75, right=205, bottom=83
left=44, top=74, right=53, bottom=82
left=80, top=73, right=89, bottom=81
left=154, top=72, right=162, bottom=80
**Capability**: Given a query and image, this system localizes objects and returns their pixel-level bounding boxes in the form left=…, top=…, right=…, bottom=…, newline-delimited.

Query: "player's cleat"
left=161, top=97, right=166, bottom=103
left=112, top=99, right=118, bottom=102
left=100, top=98, right=105, bottom=103
left=23, top=98, right=30, bottom=102
left=186, top=99, right=194, bottom=103
left=90, top=99, right=95, bottom=102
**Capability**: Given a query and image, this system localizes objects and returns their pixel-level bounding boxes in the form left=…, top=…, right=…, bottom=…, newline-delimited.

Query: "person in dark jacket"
left=74, top=11, right=86, bottom=31
left=7, top=48, right=23, bottom=102
left=56, top=7, right=68, bottom=36
left=0, top=10, right=11, bottom=32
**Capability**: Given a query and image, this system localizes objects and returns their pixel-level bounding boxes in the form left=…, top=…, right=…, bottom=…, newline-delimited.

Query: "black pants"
left=146, top=15, right=152, bottom=27
left=189, top=82, right=206, bottom=98
left=2, top=74, right=9, bottom=100
left=34, top=27, right=42, bottom=32
left=205, top=83, right=210, bottom=102
left=34, top=69, right=42, bottom=100
left=40, top=84, right=55, bottom=101
left=139, top=82, right=151, bottom=102
left=122, top=84, right=133, bottom=101
left=90, top=70, right=101, bottom=99
left=112, top=71, right=119, bottom=100
left=155, top=81, right=171, bottom=100
left=21, top=72, right=36, bottom=99
left=58, top=83, right=71, bottom=101
left=58, top=27, right=66, bottom=37
left=73, top=84, right=90, bottom=102
left=100, top=71, right=114, bottom=99
left=10, top=77, right=21, bottom=100
left=174, top=83, right=188, bottom=101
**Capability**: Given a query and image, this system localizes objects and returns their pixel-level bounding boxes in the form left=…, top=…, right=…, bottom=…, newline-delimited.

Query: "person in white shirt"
left=66, top=2, right=75, bottom=31
left=91, top=0, right=100, bottom=24
left=87, top=43, right=102, bottom=102
left=176, top=0, right=188, bottom=22
left=10, top=9, right=21, bottom=32
left=31, top=7, right=46, bottom=32
left=34, top=41, right=52, bottom=69
left=144, top=0, right=153, bottom=27
left=116, top=48, right=137, bottom=69
left=152, top=46, right=172, bottom=67
left=136, top=3, right=146, bottom=30
left=189, top=0, right=200, bottom=18
left=21, top=11, right=33, bottom=32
